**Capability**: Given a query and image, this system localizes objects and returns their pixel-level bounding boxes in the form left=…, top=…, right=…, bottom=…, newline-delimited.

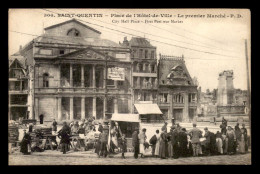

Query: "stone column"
left=58, top=64, right=61, bottom=87
left=154, top=64, right=157, bottom=73
left=92, top=65, right=96, bottom=88
left=143, top=64, right=146, bottom=72
left=34, top=97, right=39, bottom=121
left=70, top=97, right=73, bottom=120
left=169, top=93, right=173, bottom=120
left=81, top=97, right=85, bottom=120
left=183, top=93, right=189, bottom=122
left=149, top=64, right=151, bottom=73
left=114, top=97, right=118, bottom=113
left=57, top=97, right=62, bottom=121
left=103, top=97, right=107, bottom=119
left=70, top=64, right=73, bottom=87
left=81, top=64, right=84, bottom=87
left=103, top=67, right=106, bottom=88
left=93, top=97, right=96, bottom=118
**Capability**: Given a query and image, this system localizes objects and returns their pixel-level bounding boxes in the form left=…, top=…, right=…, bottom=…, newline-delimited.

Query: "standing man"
left=188, top=123, right=202, bottom=157
left=99, top=127, right=109, bottom=158
left=204, top=127, right=216, bottom=156
left=171, top=125, right=180, bottom=159
left=58, top=122, right=71, bottom=154
left=221, top=117, right=227, bottom=135
left=52, top=119, right=57, bottom=134
left=132, top=129, right=139, bottom=159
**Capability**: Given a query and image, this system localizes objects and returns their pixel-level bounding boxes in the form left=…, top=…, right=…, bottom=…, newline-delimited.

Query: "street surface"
left=9, top=150, right=251, bottom=165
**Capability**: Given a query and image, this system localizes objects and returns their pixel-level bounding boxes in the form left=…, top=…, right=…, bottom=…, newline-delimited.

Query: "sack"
left=149, top=135, right=157, bottom=145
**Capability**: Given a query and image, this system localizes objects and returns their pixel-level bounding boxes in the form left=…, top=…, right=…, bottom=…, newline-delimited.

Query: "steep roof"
left=9, top=55, right=26, bottom=69
left=34, top=34, right=123, bottom=48
left=129, top=37, right=155, bottom=48
left=44, top=19, right=101, bottom=34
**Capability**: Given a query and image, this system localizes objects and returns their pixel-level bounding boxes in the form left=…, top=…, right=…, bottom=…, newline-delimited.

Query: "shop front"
left=134, top=104, right=163, bottom=123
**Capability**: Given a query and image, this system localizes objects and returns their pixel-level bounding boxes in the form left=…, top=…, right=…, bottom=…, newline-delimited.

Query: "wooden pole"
left=245, top=39, right=251, bottom=131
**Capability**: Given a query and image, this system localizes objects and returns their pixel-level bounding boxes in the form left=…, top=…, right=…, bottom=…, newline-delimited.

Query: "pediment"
left=166, top=64, right=194, bottom=85
left=57, top=47, right=115, bottom=61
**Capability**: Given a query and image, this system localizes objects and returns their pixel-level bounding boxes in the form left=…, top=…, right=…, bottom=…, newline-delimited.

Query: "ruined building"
left=9, top=51, right=29, bottom=121
left=217, top=70, right=234, bottom=105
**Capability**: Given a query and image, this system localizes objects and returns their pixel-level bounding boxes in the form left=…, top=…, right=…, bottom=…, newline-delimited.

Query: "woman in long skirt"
left=159, top=129, right=168, bottom=159
left=154, top=130, right=160, bottom=157
left=238, top=129, right=246, bottom=154
left=20, top=130, right=31, bottom=155
left=226, top=126, right=236, bottom=155
left=216, top=131, right=223, bottom=154
left=167, top=132, right=173, bottom=158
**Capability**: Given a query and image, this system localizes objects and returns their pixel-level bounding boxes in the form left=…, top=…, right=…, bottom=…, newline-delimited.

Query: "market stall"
left=110, top=113, right=141, bottom=149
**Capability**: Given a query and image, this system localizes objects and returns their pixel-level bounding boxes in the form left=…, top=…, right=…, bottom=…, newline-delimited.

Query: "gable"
left=44, top=19, right=101, bottom=38
left=159, top=59, right=194, bottom=86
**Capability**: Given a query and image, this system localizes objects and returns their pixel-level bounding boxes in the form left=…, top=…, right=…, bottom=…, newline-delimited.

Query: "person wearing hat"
left=170, top=125, right=180, bottom=159
left=240, top=123, right=248, bottom=152
left=159, top=127, right=168, bottom=159
left=204, top=127, right=216, bottom=156
left=188, top=123, right=202, bottom=157
left=132, top=128, right=140, bottom=159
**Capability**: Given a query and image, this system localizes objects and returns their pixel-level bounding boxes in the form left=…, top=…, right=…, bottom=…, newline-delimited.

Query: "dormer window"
left=67, top=28, right=81, bottom=37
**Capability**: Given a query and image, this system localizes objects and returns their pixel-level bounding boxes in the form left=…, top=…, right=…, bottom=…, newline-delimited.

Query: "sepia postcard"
left=8, top=8, right=251, bottom=165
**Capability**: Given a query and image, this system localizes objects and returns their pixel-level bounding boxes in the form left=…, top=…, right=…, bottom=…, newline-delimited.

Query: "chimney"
left=19, top=45, right=22, bottom=51
left=123, top=37, right=129, bottom=46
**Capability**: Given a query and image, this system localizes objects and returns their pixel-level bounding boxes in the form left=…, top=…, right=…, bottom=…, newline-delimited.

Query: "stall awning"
left=134, top=104, right=163, bottom=115
left=111, top=114, right=140, bottom=122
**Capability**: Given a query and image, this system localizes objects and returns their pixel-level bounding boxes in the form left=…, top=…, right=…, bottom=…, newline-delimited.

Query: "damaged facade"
left=8, top=52, right=29, bottom=120
left=20, top=19, right=132, bottom=123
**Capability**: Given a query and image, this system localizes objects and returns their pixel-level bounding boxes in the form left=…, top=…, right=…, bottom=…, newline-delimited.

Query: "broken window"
left=43, top=73, right=49, bottom=87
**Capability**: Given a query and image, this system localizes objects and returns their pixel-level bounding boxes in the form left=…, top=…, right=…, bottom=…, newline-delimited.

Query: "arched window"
left=67, top=28, right=81, bottom=37
left=43, top=73, right=49, bottom=87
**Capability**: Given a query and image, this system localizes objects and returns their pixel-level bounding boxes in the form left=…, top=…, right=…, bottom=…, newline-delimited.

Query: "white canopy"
left=134, top=104, right=163, bottom=115
left=111, top=114, right=140, bottom=123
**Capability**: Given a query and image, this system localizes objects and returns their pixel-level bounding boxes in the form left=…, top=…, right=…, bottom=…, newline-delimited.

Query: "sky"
left=8, top=9, right=251, bottom=92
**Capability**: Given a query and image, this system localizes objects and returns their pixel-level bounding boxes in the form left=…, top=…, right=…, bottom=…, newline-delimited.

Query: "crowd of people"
left=135, top=117, right=248, bottom=159
left=19, top=116, right=249, bottom=160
